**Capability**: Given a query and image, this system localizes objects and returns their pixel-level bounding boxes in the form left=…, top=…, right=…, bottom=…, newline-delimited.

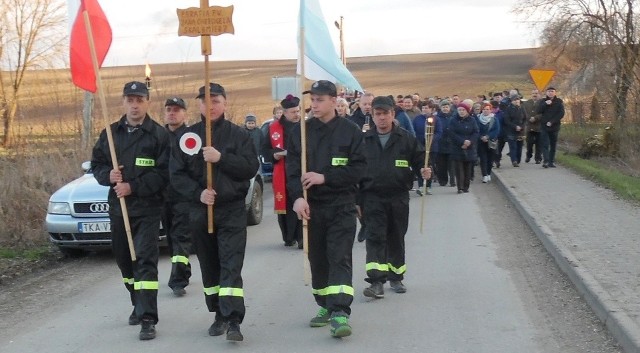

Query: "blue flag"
left=297, top=0, right=364, bottom=92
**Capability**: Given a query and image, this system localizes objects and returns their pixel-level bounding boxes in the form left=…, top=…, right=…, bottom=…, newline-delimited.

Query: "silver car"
left=46, top=162, right=263, bottom=256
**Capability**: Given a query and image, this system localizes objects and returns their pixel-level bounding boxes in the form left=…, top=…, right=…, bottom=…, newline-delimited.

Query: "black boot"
left=226, top=321, right=243, bottom=341
left=139, top=318, right=156, bottom=340
left=208, top=314, right=229, bottom=336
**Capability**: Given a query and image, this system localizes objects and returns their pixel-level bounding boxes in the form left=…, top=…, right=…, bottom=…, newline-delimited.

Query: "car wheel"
left=58, top=247, right=86, bottom=258
left=247, top=181, right=263, bottom=226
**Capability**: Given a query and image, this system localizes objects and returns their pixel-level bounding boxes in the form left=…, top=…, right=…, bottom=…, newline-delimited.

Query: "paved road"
left=0, top=182, right=622, bottom=353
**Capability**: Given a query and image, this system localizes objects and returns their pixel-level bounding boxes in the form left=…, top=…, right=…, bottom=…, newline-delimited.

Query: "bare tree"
left=517, top=0, right=640, bottom=123
left=0, top=0, right=67, bottom=147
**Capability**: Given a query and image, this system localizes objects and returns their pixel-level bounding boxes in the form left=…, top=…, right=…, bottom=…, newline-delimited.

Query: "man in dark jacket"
left=348, top=92, right=374, bottom=132
left=287, top=80, right=366, bottom=338
left=359, top=96, right=431, bottom=299
left=91, top=81, right=170, bottom=341
left=536, top=87, right=565, bottom=168
left=262, top=94, right=302, bottom=248
left=347, top=92, right=374, bottom=242
left=522, top=89, right=542, bottom=164
left=162, top=97, right=192, bottom=297
left=244, top=114, right=262, bottom=156
left=170, top=83, right=259, bottom=342
left=503, top=95, right=526, bottom=167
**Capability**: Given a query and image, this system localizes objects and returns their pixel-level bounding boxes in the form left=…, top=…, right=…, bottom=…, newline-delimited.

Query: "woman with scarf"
left=475, top=103, right=500, bottom=183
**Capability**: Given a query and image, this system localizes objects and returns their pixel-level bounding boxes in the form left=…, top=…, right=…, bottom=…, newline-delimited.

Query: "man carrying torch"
left=358, top=96, right=432, bottom=299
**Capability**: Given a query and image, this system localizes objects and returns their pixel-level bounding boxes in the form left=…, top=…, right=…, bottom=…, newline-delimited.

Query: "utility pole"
left=334, top=16, right=345, bottom=66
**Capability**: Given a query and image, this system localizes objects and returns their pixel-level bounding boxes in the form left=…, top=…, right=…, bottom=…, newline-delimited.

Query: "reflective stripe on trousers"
left=204, top=286, right=244, bottom=297
left=312, top=285, right=354, bottom=297
left=388, top=263, right=406, bottom=275
left=366, top=262, right=406, bottom=274
left=134, top=281, right=159, bottom=290
left=171, top=255, right=189, bottom=265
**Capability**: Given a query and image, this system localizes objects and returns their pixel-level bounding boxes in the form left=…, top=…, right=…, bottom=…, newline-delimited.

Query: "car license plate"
left=78, top=222, right=111, bottom=233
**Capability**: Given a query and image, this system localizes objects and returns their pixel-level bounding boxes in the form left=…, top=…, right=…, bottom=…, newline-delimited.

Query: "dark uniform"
left=359, top=97, right=425, bottom=297
left=91, top=82, right=170, bottom=340
left=360, top=126, right=425, bottom=287
left=162, top=115, right=192, bottom=295
left=170, top=83, right=258, bottom=341
left=286, top=82, right=366, bottom=332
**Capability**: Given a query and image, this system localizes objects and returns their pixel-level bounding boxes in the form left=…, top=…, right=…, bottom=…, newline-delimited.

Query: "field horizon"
left=11, top=48, right=538, bottom=134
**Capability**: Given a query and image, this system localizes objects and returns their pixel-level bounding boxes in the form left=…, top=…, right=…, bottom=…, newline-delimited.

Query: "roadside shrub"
left=0, top=138, right=87, bottom=249
left=578, top=134, right=606, bottom=159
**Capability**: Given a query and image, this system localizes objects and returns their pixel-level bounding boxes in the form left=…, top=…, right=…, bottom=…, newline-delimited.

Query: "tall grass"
left=0, top=122, right=89, bottom=249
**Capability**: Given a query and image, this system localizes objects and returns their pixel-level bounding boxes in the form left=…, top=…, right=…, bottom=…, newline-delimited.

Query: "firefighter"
left=359, top=96, right=431, bottom=298
left=287, top=80, right=366, bottom=338
left=162, top=97, right=192, bottom=297
left=91, top=81, right=170, bottom=340
left=169, top=83, right=259, bottom=342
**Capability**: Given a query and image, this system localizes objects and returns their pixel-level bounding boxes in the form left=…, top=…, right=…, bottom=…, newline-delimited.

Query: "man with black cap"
left=262, top=94, right=302, bottom=248
left=244, top=113, right=262, bottom=156
left=287, top=80, right=366, bottom=338
left=91, top=81, right=171, bottom=340
left=170, top=82, right=258, bottom=342
left=536, top=87, right=565, bottom=168
left=162, top=97, right=192, bottom=297
left=359, top=96, right=431, bottom=299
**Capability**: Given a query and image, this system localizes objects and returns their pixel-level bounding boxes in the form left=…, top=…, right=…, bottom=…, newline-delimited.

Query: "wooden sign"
left=177, top=5, right=235, bottom=37
left=529, top=69, right=556, bottom=92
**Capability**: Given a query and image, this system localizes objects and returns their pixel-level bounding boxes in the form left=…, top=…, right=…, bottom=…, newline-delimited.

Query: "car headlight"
left=48, top=202, right=71, bottom=215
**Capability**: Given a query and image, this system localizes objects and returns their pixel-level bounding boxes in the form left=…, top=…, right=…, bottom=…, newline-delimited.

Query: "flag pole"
left=83, top=10, right=136, bottom=261
left=298, top=3, right=311, bottom=285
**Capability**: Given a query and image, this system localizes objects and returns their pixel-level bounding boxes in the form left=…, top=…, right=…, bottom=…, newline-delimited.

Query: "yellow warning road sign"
left=529, top=69, right=556, bottom=92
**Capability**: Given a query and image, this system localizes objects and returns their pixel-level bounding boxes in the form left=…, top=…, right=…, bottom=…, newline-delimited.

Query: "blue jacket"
left=414, top=113, right=441, bottom=153
left=436, top=112, right=453, bottom=154
left=447, top=115, right=479, bottom=161
left=395, top=110, right=415, bottom=136
left=475, top=114, right=500, bottom=141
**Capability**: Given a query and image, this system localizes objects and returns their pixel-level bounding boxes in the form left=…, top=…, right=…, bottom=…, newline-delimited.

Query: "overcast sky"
left=92, top=0, right=538, bottom=67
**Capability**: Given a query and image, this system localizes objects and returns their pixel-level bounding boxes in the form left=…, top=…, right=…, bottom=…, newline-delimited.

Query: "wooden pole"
left=420, top=118, right=434, bottom=234
left=83, top=11, right=136, bottom=261
left=81, top=91, right=93, bottom=150
left=199, top=0, right=215, bottom=234
left=299, top=25, right=311, bottom=285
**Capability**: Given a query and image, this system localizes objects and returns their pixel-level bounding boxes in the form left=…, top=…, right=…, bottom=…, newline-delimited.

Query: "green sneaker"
left=329, top=315, right=352, bottom=338
left=309, top=307, right=330, bottom=327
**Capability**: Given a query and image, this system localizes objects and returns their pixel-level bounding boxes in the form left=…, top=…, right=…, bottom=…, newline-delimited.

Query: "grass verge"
left=0, top=246, right=52, bottom=260
left=556, top=152, right=640, bottom=204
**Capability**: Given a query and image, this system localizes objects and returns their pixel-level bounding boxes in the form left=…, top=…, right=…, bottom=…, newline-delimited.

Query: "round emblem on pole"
left=179, top=132, right=202, bottom=155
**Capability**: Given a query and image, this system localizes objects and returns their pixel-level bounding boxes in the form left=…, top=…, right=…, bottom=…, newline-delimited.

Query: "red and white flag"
left=68, top=0, right=112, bottom=93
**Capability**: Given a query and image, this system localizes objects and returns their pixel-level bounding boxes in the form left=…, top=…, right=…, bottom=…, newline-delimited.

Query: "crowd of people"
left=90, top=78, right=563, bottom=343
left=258, top=87, right=565, bottom=197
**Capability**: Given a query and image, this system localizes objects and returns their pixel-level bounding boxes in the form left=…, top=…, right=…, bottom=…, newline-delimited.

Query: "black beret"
left=280, top=94, right=300, bottom=109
